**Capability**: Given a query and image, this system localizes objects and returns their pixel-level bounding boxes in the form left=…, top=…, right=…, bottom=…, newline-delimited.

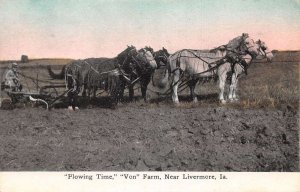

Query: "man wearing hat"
left=4, top=62, right=22, bottom=91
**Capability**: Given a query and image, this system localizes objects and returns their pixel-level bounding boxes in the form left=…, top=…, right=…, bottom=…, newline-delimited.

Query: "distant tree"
left=21, top=55, right=29, bottom=63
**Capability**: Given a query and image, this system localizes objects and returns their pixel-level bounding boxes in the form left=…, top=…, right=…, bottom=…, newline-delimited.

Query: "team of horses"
left=47, top=33, right=273, bottom=110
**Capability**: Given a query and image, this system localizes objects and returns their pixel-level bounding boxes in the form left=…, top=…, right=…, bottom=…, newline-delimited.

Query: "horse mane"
left=116, top=45, right=136, bottom=64
left=117, top=45, right=136, bottom=56
left=226, top=36, right=243, bottom=50
left=160, top=47, right=170, bottom=56
left=144, top=46, right=154, bottom=54
left=227, top=33, right=250, bottom=50
left=256, top=39, right=267, bottom=50
left=210, top=45, right=226, bottom=53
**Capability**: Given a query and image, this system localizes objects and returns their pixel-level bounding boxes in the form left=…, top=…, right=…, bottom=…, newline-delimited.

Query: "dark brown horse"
left=117, top=46, right=157, bottom=102
left=47, top=58, right=121, bottom=110
left=153, top=47, right=170, bottom=68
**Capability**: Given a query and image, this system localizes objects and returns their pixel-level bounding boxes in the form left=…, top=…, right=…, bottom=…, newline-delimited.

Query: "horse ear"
left=242, top=33, right=249, bottom=38
left=219, top=45, right=226, bottom=50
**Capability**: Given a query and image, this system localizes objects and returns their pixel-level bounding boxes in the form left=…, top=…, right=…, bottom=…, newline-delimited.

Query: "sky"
left=0, top=0, right=299, bottom=60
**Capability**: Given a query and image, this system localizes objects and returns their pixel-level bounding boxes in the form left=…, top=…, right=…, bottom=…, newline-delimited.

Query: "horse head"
left=234, top=34, right=268, bottom=61
left=136, top=48, right=157, bottom=72
left=153, top=47, right=170, bottom=68
left=116, top=45, right=137, bottom=66
left=241, top=37, right=273, bottom=62
left=242, top=37, right=260, bottom=57
left=224, top=34, right=264, bottom=65
left=256, top=39, right=274, bottom=62
left=162, top=47, right=170, bottom=57
left=116, top=45, right=138, bottom=76
left=144, top=46, right=154, bottom=55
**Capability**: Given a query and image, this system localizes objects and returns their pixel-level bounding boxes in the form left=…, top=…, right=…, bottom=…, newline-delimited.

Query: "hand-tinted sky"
left=0, top=0, right=299, bottom=59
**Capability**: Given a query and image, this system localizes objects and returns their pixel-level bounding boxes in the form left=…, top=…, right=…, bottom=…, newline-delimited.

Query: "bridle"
left=131, top=49, right=156, bottom=72
left=257, top=41, right=272, bottom=59
left=119, top=47, right=137, bottom=66
left=154, top=50, right=169, bottom=67
left=118, top=47, right=156, bottom=81
left=232, top=39, right=270, bottom=75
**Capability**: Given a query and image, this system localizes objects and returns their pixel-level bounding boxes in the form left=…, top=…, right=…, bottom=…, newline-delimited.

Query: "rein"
left=84, top=60, right=100, bottom=74
left=117, top=48, right=152, bottom=86
left=154, top=38, right=250, bottom=96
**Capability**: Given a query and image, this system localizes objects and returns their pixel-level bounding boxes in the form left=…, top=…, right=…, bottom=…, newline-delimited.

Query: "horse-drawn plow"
left=0, top=39, right=298, bottom=172
left=0, top=64, right=69, bottom=109
left=3, top=73, right=66, bottom=109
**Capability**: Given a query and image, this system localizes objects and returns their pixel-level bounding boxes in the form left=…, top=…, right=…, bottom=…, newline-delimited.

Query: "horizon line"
left=0, top=49, right=300, bottom=62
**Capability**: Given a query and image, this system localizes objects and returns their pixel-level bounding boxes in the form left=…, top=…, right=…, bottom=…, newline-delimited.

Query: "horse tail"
left=157, top=59, right=170, bottom=88
left=47, top=65, right=66, bottom=79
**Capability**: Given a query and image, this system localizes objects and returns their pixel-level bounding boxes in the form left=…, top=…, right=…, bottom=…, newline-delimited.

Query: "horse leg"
left=67, top=76, right=74, bottom=110
left=66, top=75, right=79, bottom=110
left=188, top=79, right=198, bottom=103
left=141, top=83, right=147, bottom=102
left=67, top=92, right=73, bottom=110
left=67, top=91, right=78, bottom=110
left=82, top=84, right=87, bottom=97
left=73, top=93, right=79, bottom=110
left=129, top=85, right=134, bottom=101
left=229, top=64, right=241, bottom=102
left=141, top=76, right=150, bottom=102
left=119, top=79, right=126, bottom=102
left=93, top=85, right=97, bottom=98
left=87, top=86, right=90, bottom=98
left=172, top=70, right=180, bottom=104
left=87, top=84, right=91, bottom=99
left=219, top=79, right=226, bottom=104
left=233, top=78, right=239, bottom=101
left=228, top=73, right=235, bottom=101
left=110, top=76, right=121, bottom=108
left=218, top=66, right=228, bottom=104
left=229, top=72, right=239, bottom=101
left=73, top=82, right=80, bottom=110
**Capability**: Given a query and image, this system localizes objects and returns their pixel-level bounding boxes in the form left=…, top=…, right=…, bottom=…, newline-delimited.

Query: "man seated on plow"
left=2, top=62, right=22, bottom=92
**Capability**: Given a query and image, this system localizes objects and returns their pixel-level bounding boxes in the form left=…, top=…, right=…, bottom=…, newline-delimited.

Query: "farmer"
left=4, top=62, right=22, bottom=91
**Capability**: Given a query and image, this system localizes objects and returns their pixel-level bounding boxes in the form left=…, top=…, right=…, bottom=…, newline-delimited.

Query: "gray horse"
left=224, top=39, right=273, bottom=103
left=48, top=58, right=121, bottom=109
left=85, top=58, right=119, bottom=98
left=160, top=34, right=273, bottom=104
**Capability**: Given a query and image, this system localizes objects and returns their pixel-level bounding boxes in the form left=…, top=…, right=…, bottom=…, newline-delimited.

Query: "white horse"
left=167, top=47, right=227, bottom=103
left=226, top=39, right=273, bottom=102
left=160, top=35, right=273, bottom=104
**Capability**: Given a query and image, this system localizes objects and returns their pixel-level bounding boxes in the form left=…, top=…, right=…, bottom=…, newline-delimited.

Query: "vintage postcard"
left=0, top=0, right=299, bottom=191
